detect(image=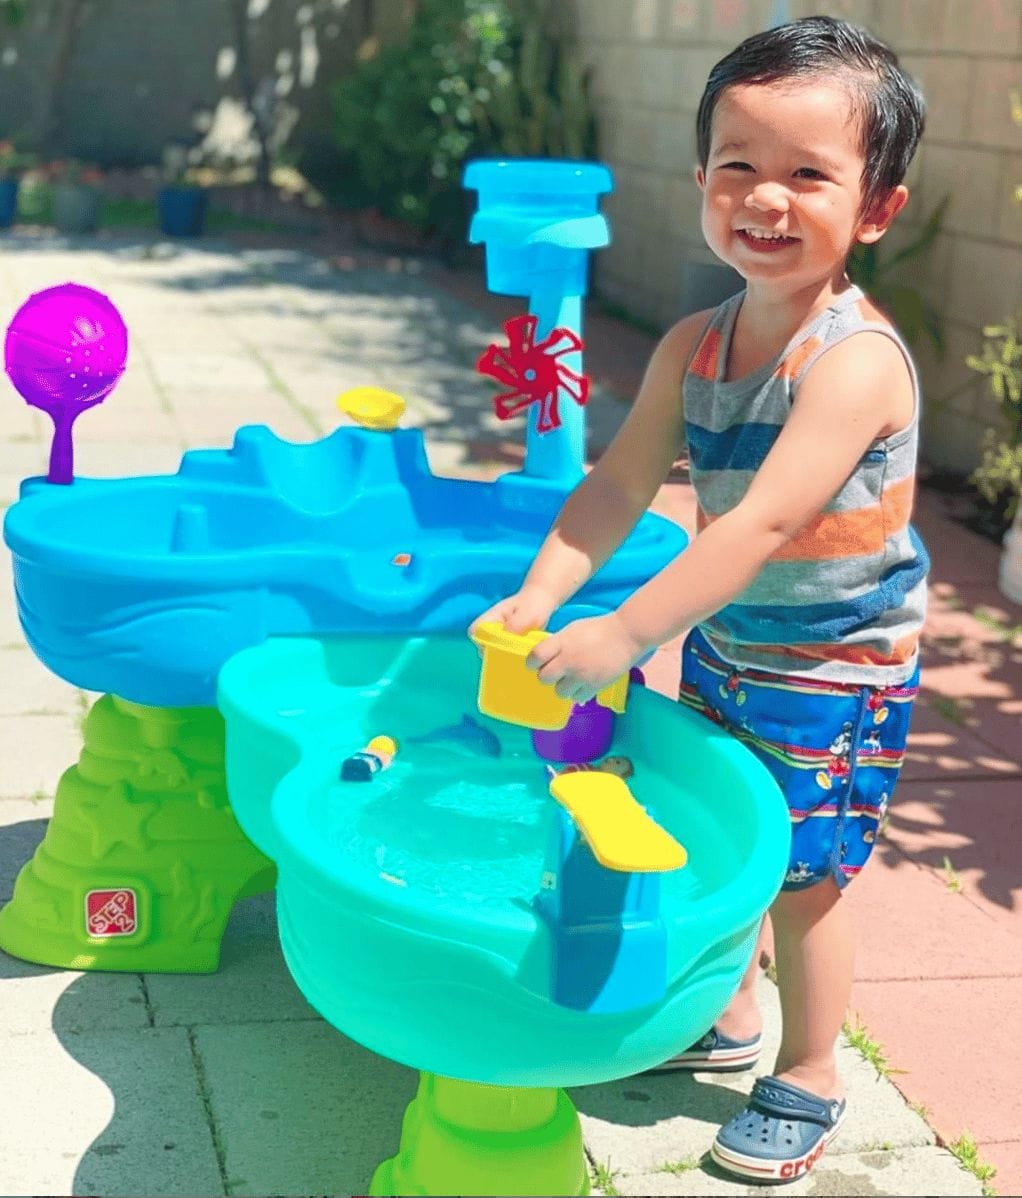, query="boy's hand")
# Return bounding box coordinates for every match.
[469,586,557,638]
[526,613,645,705]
